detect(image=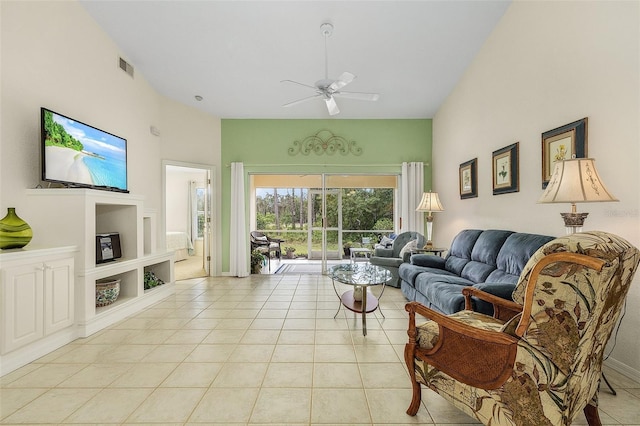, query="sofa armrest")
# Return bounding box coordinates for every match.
[374,247,394,257]
[410,254,446,269]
